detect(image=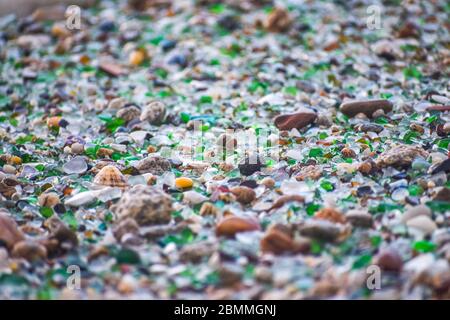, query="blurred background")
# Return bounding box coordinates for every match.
[0,0,94,17]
